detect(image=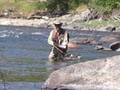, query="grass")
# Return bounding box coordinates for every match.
[0,0,15,3]
[0,0,41,15]
[75,4,88,13]
[15,1,38,14]
[69,4,87,15]
[73,20,120,28]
